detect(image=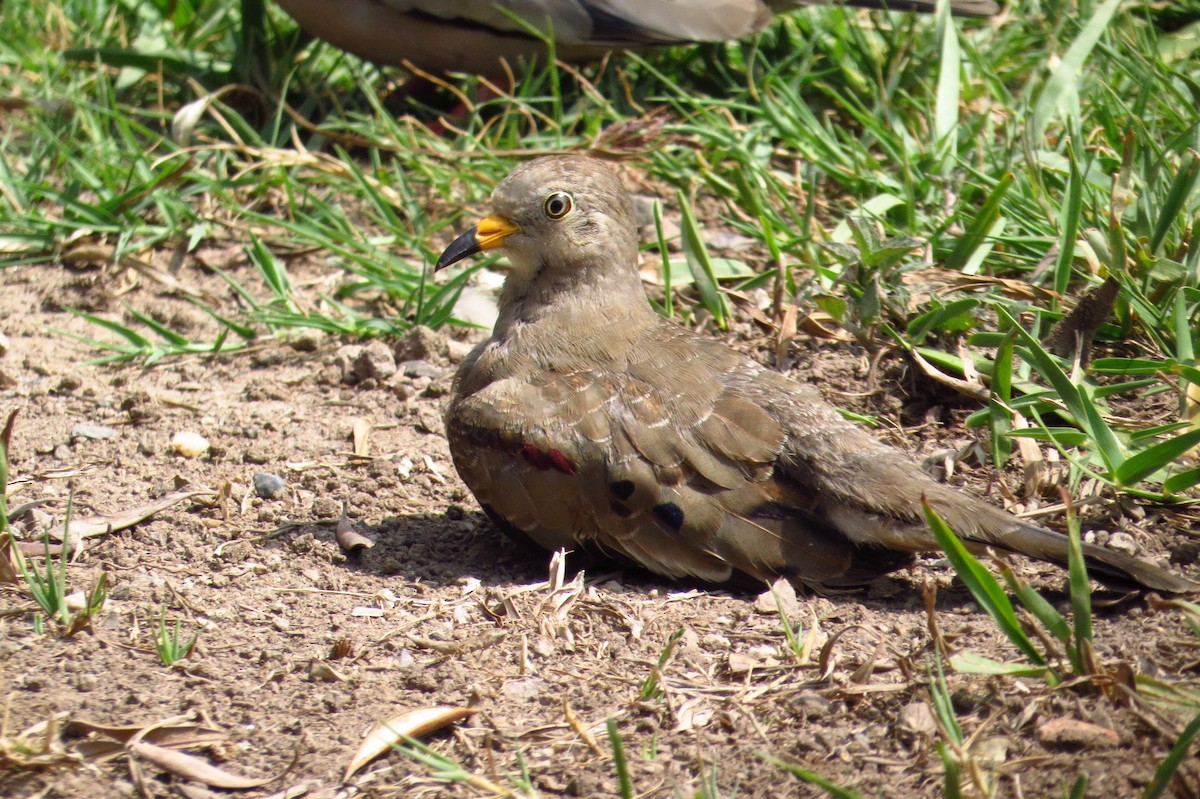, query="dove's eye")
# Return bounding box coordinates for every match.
[543,192,573,220]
